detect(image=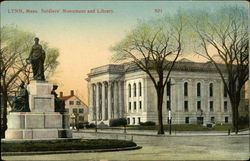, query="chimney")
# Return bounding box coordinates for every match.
[60,92,63,98]
[70,90,74,96]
